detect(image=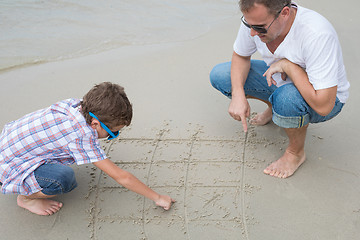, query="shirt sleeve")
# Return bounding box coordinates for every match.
[303,33,342,90]
[67,134,107,165]
[233,23,257,57]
